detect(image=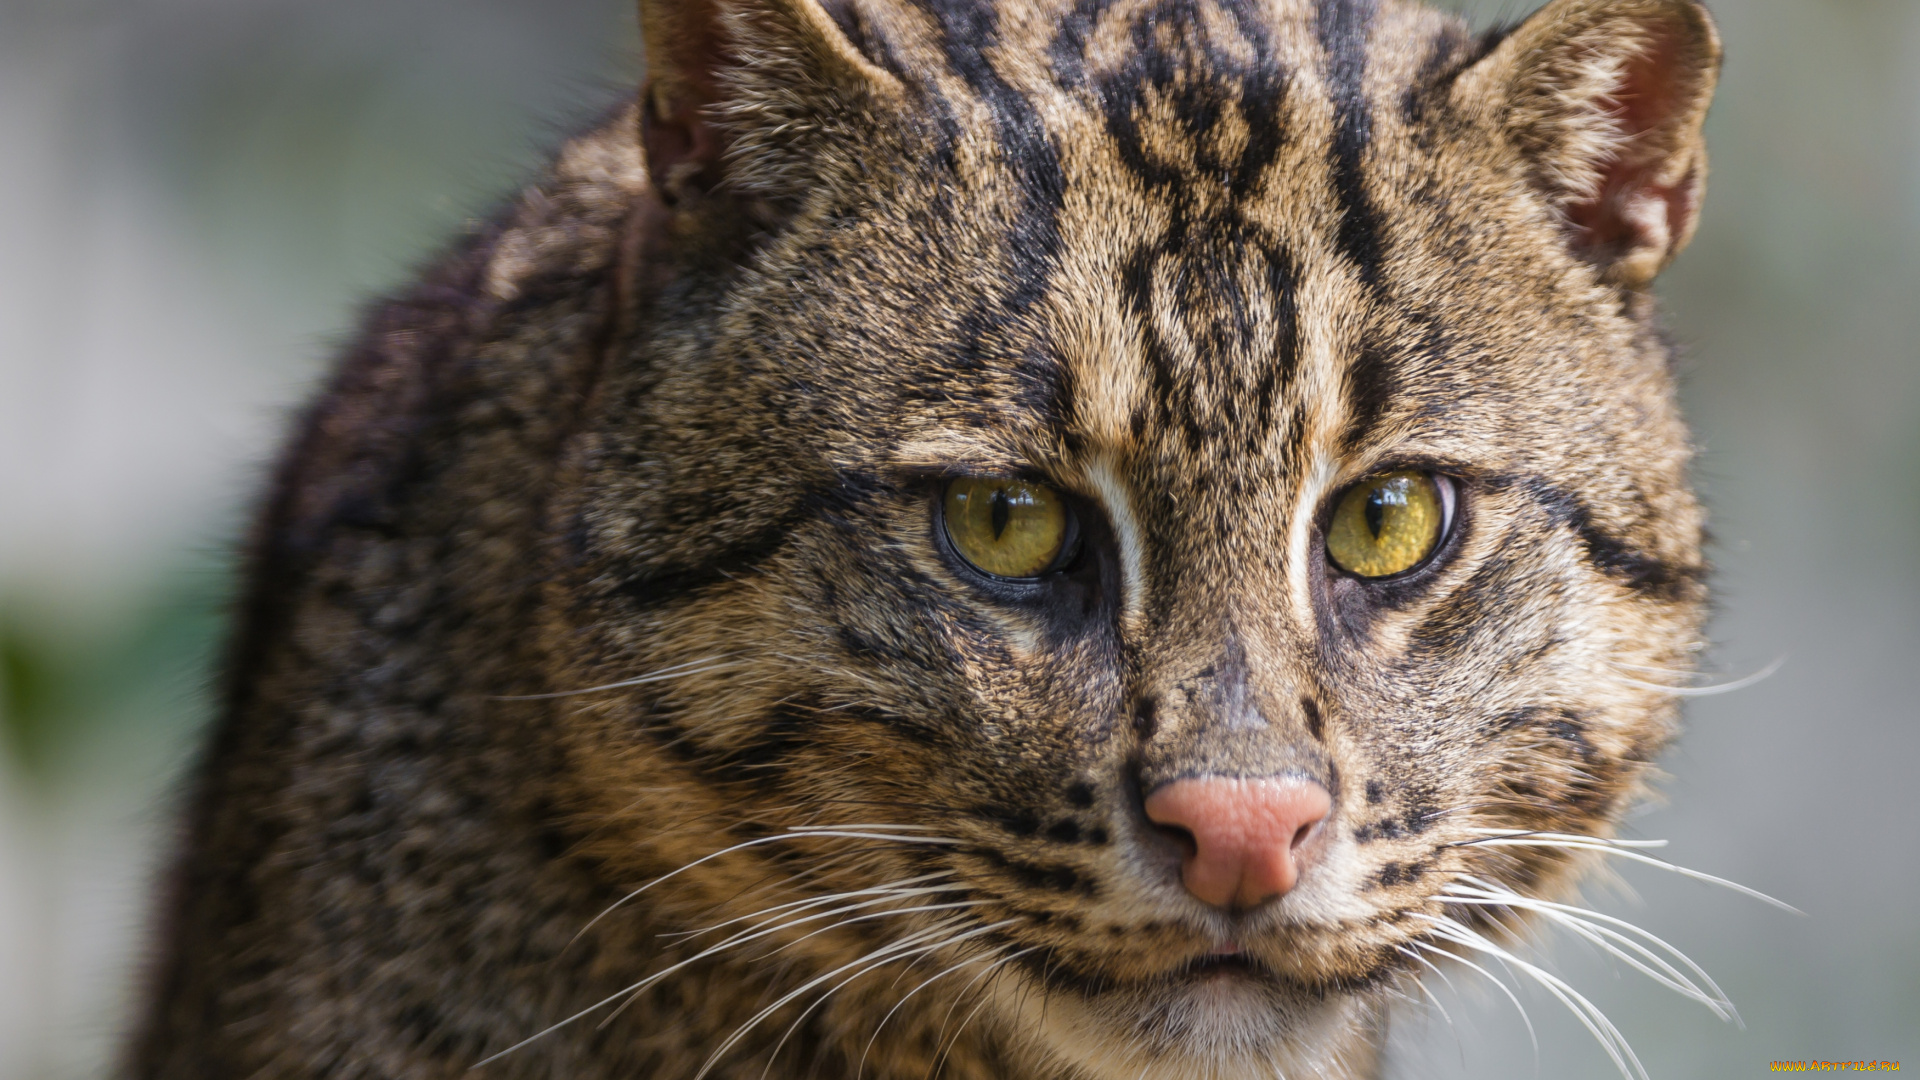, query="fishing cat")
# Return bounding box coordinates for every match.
[133,0,1724,1076]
